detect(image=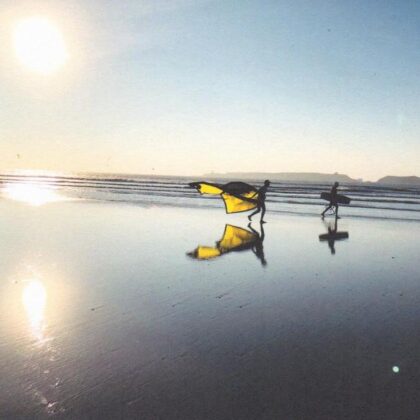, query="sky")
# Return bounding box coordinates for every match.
[0,0,419,181]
